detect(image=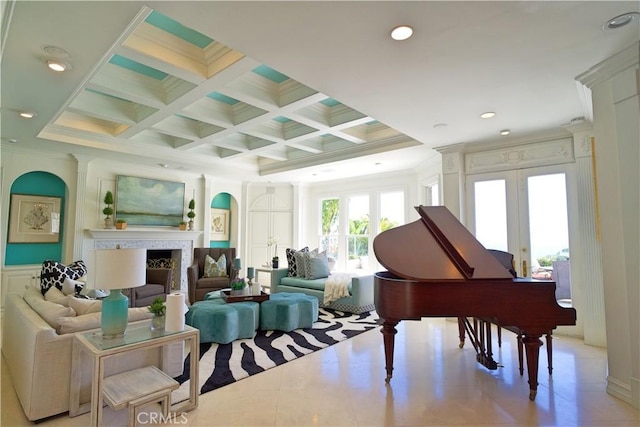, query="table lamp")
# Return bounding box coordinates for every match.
[89,247,146,338]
